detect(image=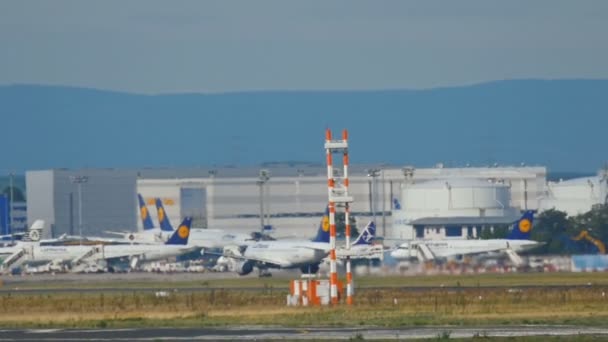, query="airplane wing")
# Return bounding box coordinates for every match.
[254,246,329,268]
[206,249,284,268]
[105,231,128,236]
[209,246,316,269]
[337,245,385,259]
